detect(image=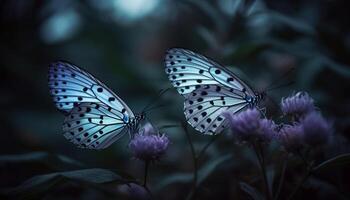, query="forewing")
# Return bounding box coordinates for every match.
[165,48,255,96]
[48,61,135,119]
[63,102,128,149]
[184,85,249,135]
